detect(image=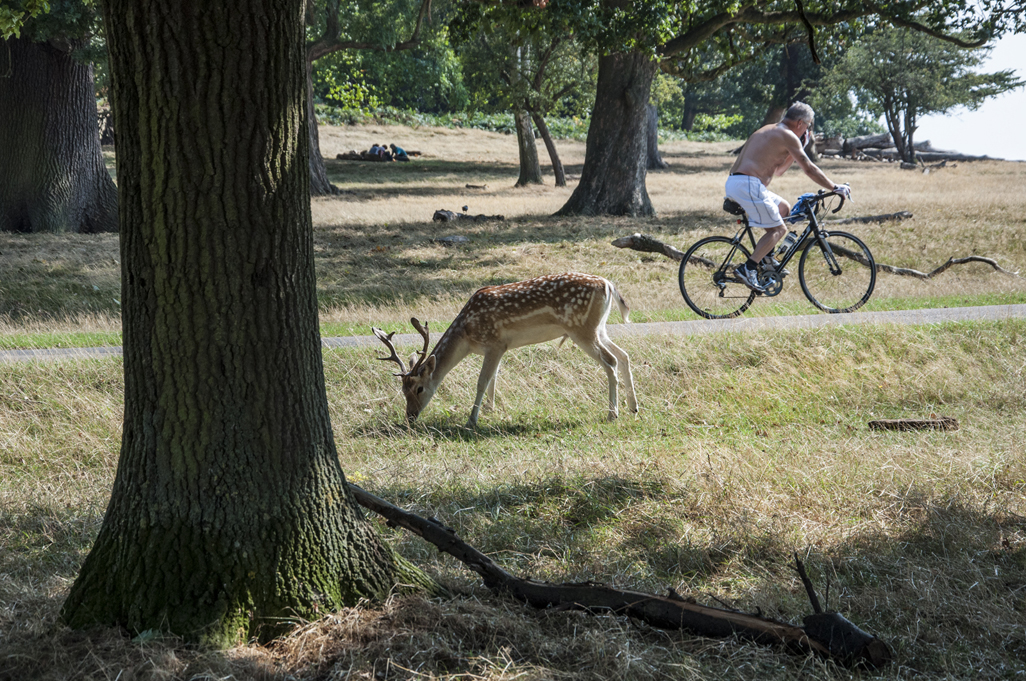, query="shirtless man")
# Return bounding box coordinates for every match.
[726,102,851,292]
